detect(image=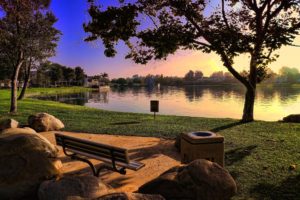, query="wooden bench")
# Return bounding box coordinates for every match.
[55,133,145,177]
